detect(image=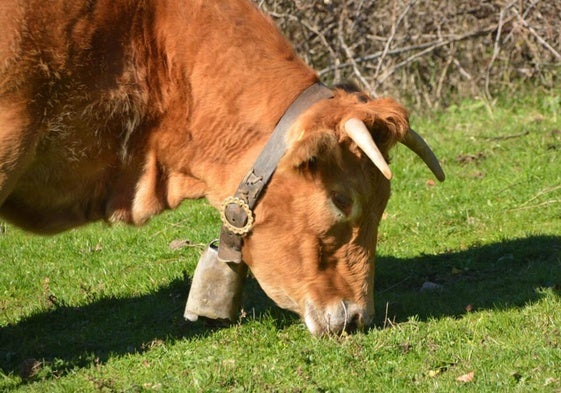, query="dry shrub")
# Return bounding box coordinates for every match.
[254,0,561,110]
